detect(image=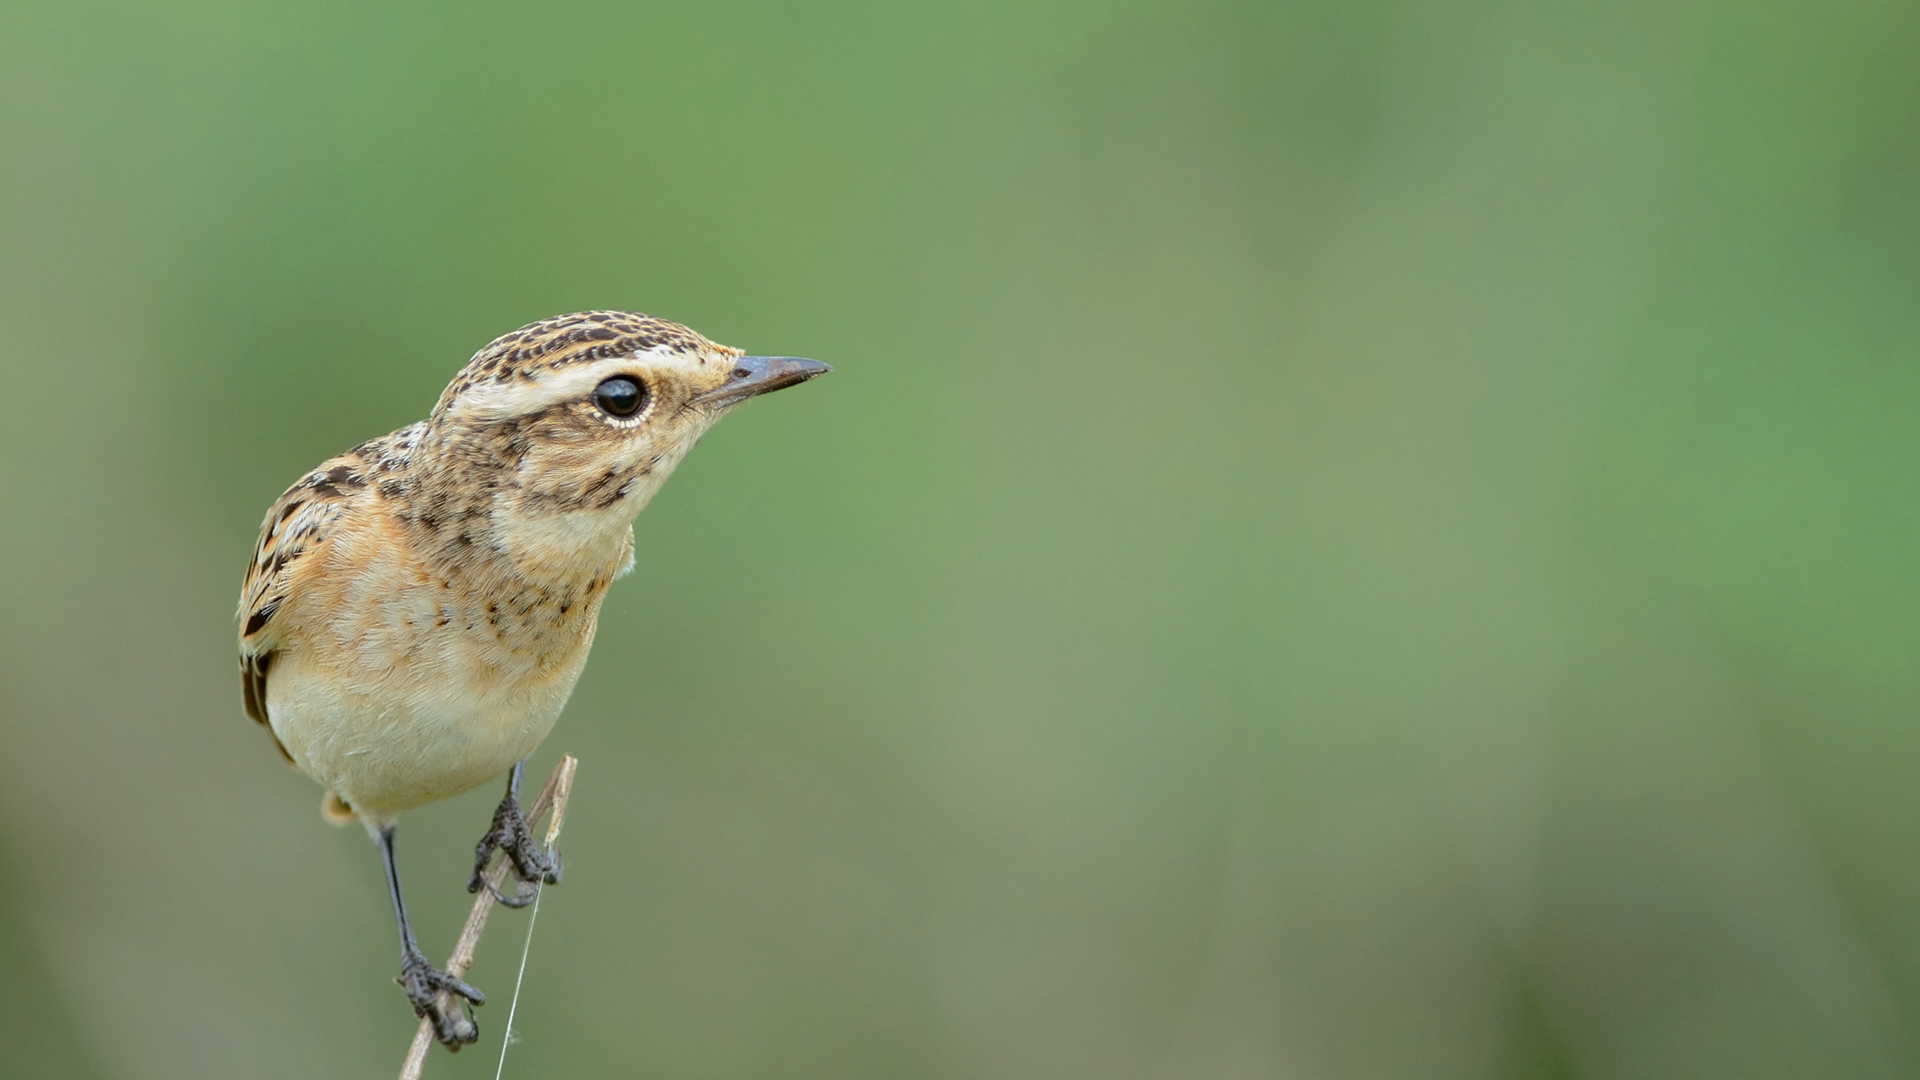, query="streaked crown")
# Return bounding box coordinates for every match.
[434,310,739,418]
